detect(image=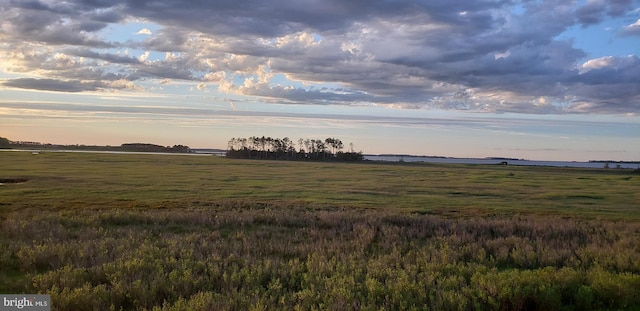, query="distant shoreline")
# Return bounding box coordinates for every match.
[365,154,640,165]
[3,148,638,169]
[364,154,640,169]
